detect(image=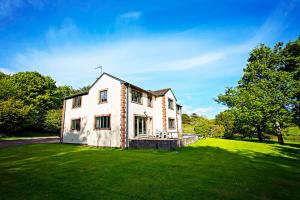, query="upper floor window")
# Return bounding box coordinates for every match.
[168,98,174,110]
[72,96,82,108]
[99,90,108,103]
[176,105,182,113]
[71,119,81,131]
[147,95,153,107]
[132,89,142,104]
[168,118,175,129]
[95,115,111,129]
